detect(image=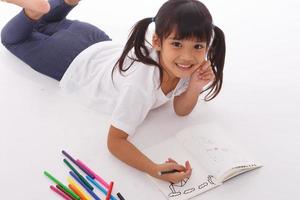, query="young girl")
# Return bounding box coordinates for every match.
[1,0,225,183]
